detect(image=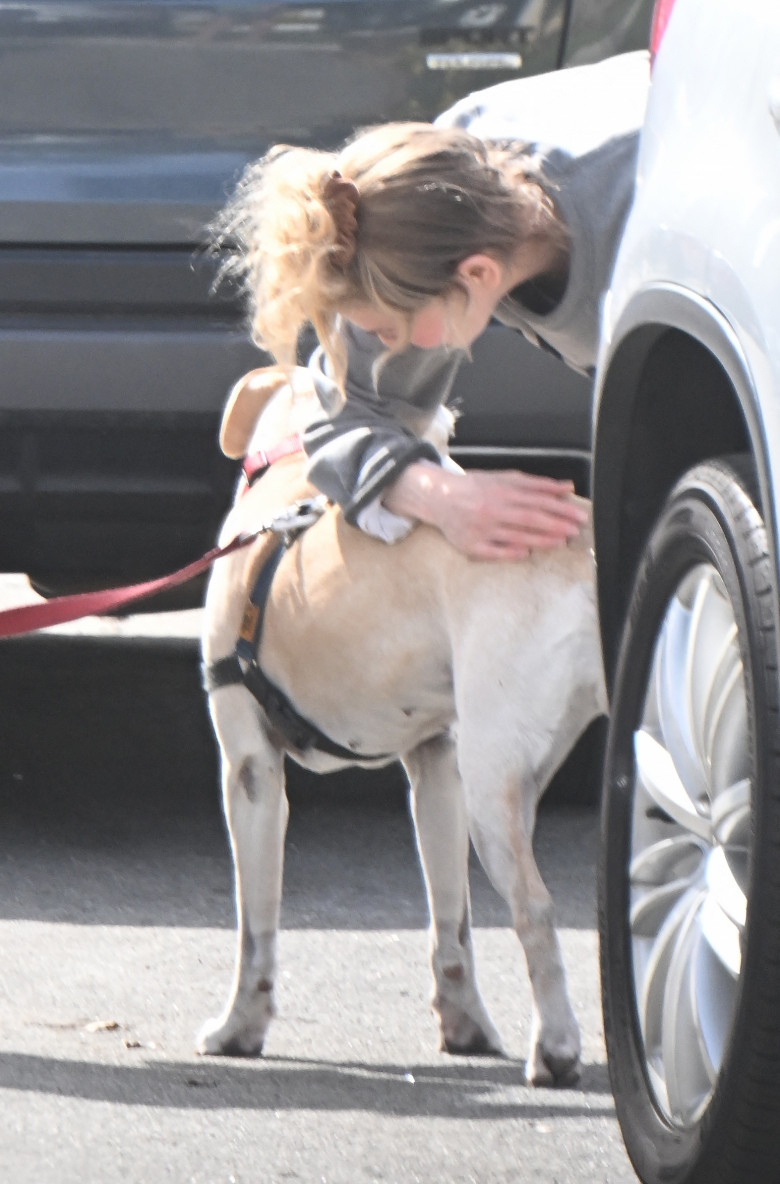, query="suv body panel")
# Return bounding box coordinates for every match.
[593,0,780,681]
